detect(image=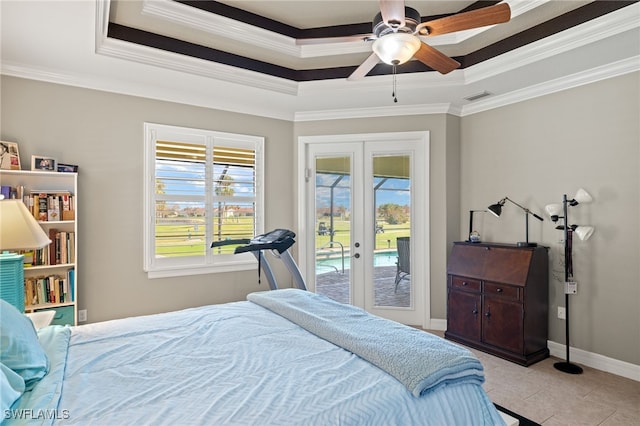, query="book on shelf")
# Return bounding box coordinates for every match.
[24,273,72,306]
[49,228,57,265]
[22,230,75,267]
[0,185,10,199]
[4,188,77,221]
[37,193,48,221]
